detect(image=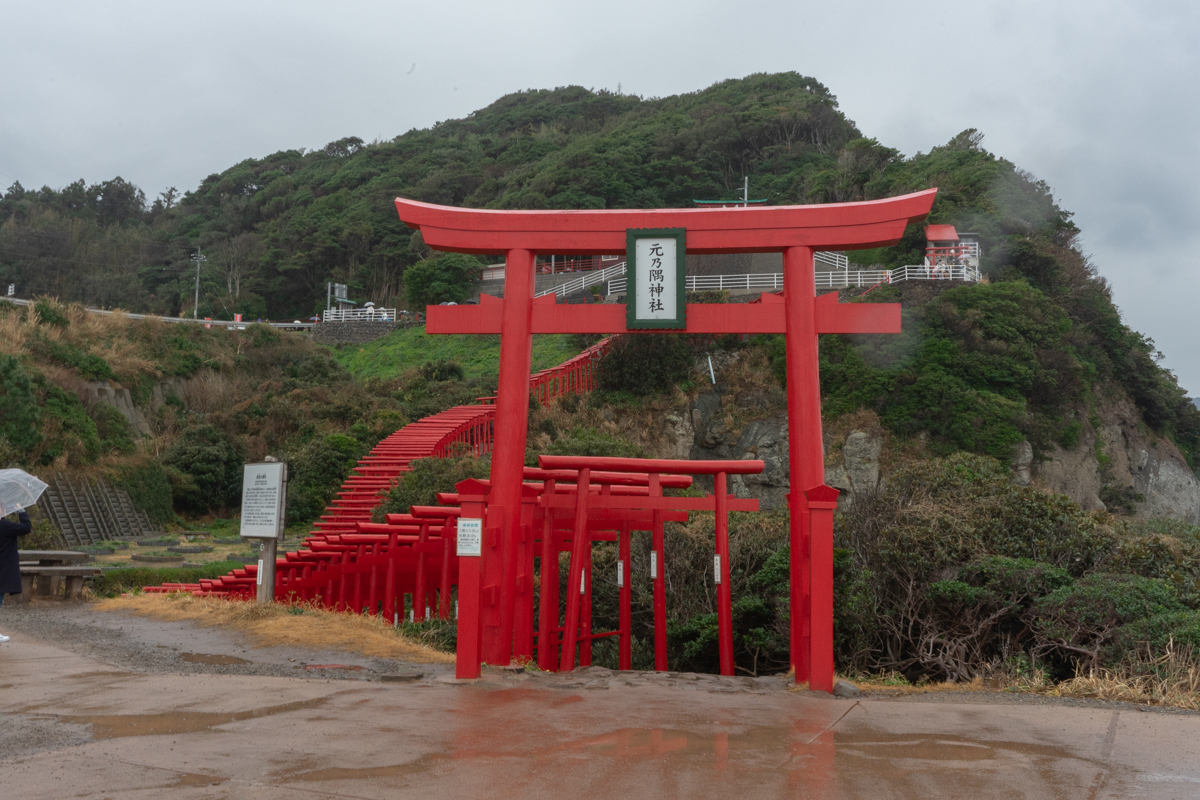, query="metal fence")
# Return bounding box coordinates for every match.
[322,307,399,322]
[607,264,982,294]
